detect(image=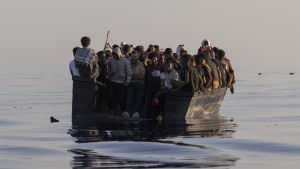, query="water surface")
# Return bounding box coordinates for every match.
[0,70,299,168]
